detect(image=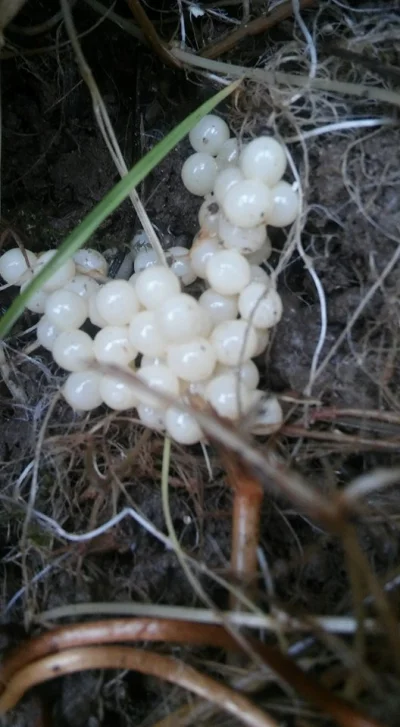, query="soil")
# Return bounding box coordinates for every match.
[1,1,400,726]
